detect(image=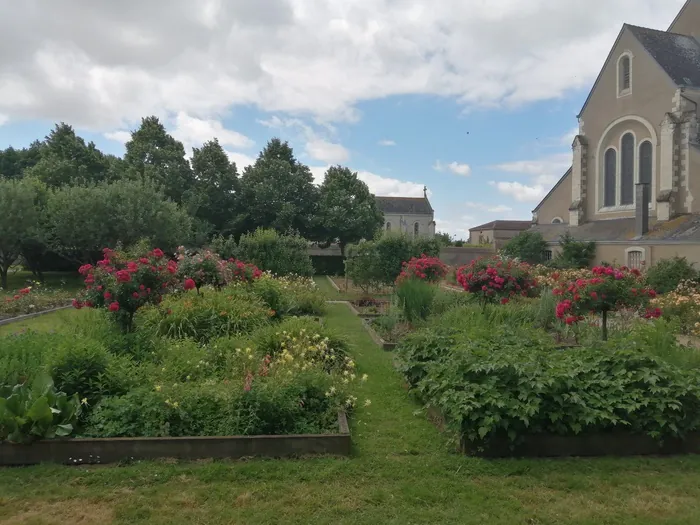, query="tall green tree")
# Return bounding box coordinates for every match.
[24,124,112,187]
[317,166,383,256]
[235,138,318,237]
[0,178,41,288]
[45,179,192,264]
[0,142,44,180]
[190,138,239,236]
[123,116,193,203]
